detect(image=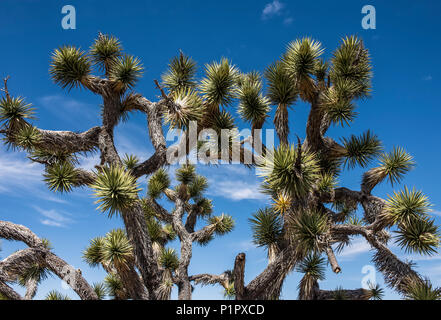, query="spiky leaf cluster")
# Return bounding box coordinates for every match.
[209,214,235,235]
[109,55,143,91]
[43,161,79,193]
[91,165,141,217]
[395,217,440,255]
[49,46,91,90]
[200,58,239,106]
[363,147,415,191]
[175,164,196,185]
[122,154,139,171]
[89,33,122,72]
[0,96,35,131]
[104,273,125,299]
[237,75,270,127]
[102,229,133,269]
[159,248,179,271]
[341,130,382,169]
[165,88,204,129]
[147,168,170,199]
[405,279,441,300]
[14,125,40,150]
[287,210,329,253]
[282,38,323,102]
[258,144,321,199]
[249,208,283,247]
[45,290,71,300]
[92,282,107,300]
[265,61,298,106]
[162,51,197,92]
[330,36,372,99]
[385,187,431,225]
